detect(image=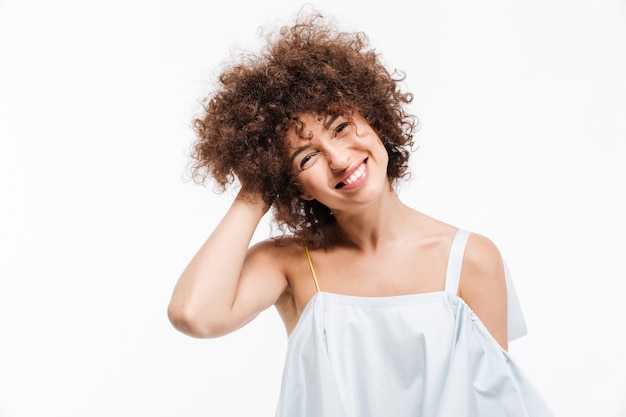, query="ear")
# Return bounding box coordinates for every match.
[293,181,314,201]
[300,192,315,201]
